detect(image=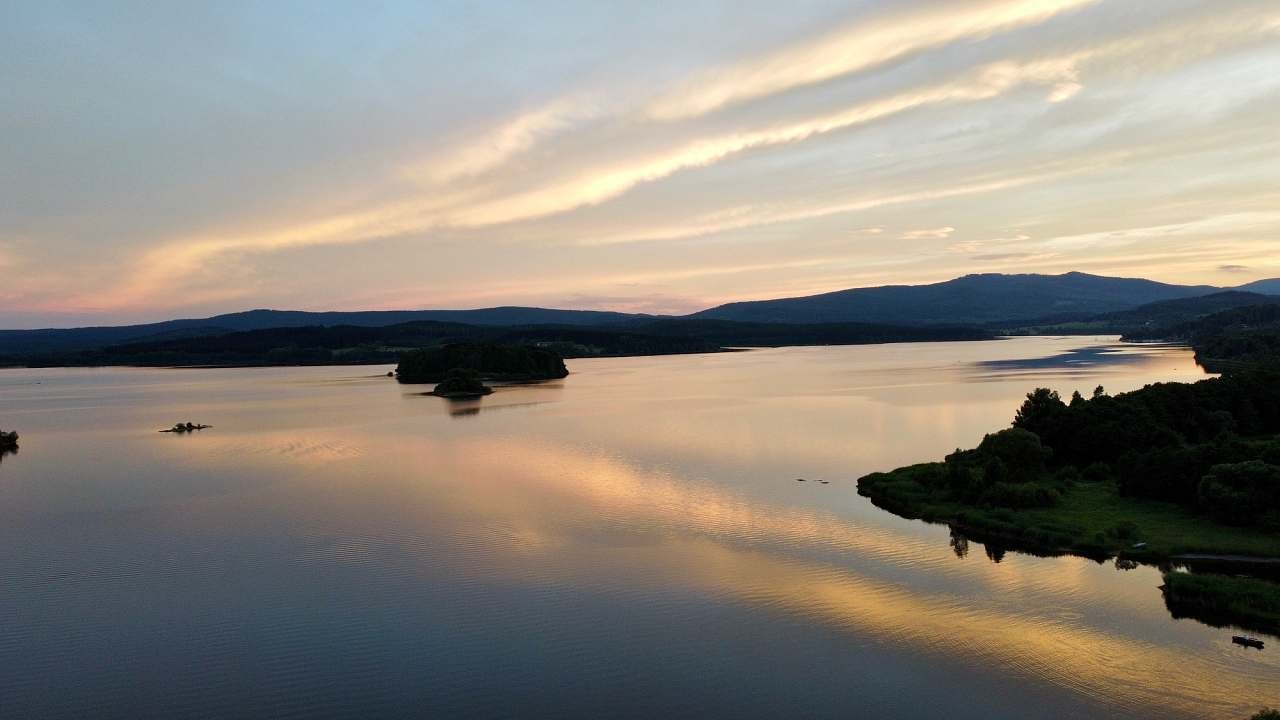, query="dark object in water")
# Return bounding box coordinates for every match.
[0,429,17,451]
[1232,635,1265,650]
[160,422,211,433]
[795,478,806,482]
[430,368,493,399]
